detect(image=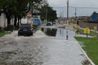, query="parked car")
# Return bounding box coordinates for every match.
[32,18,42,30]
[18,24,33,36]
[46,22,53,26]
[32,18,42,26]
